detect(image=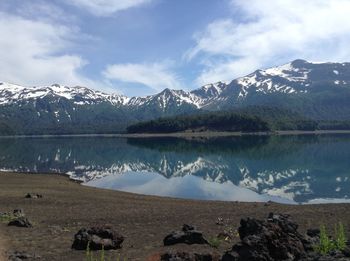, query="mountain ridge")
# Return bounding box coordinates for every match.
[1,59,350,134]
